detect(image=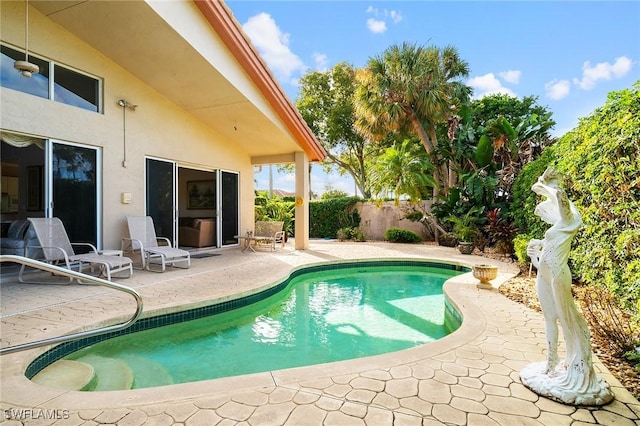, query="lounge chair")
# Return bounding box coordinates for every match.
[19,218,133,284]
[253,221,285,251]
[122,216,190,272]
